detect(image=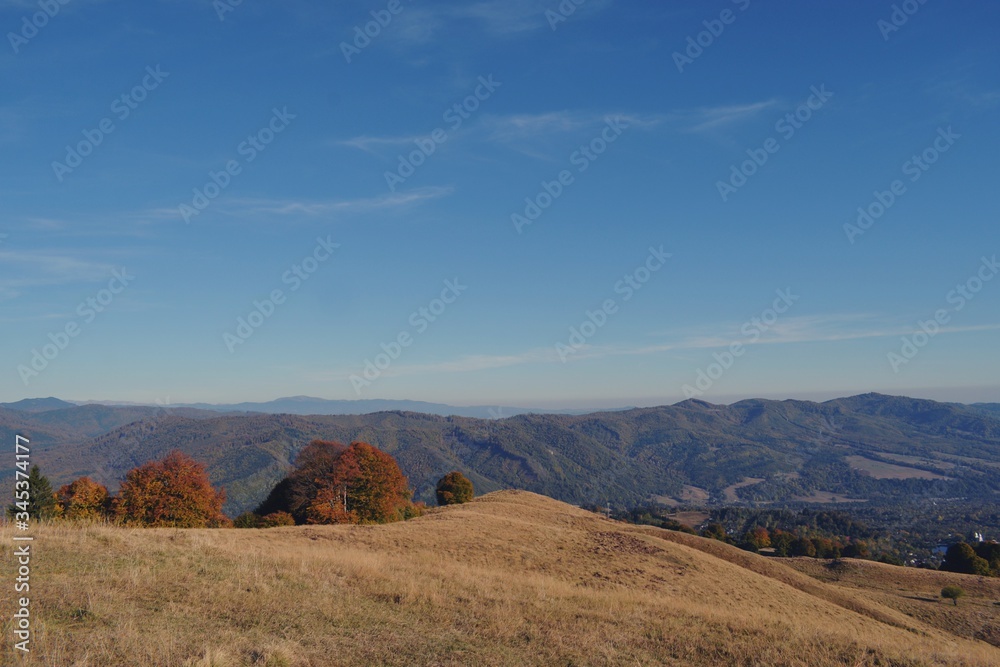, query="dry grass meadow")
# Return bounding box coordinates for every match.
[2,490,999,666]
